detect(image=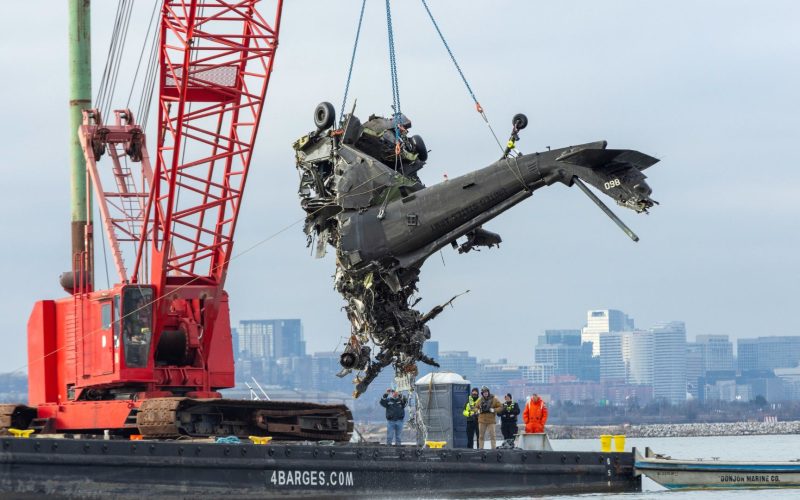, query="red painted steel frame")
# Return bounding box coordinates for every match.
[137,0,283,293]
[27,1,283,434]
[80,109,153,284]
